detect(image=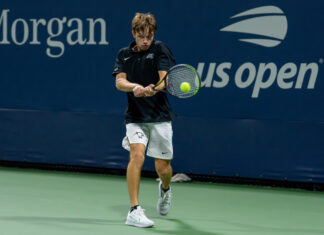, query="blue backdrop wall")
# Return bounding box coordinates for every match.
[1,0,324,183]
